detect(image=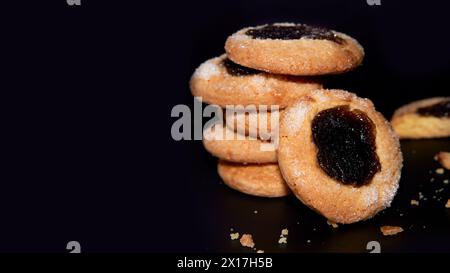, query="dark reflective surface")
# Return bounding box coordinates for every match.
[194,138,450,253]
